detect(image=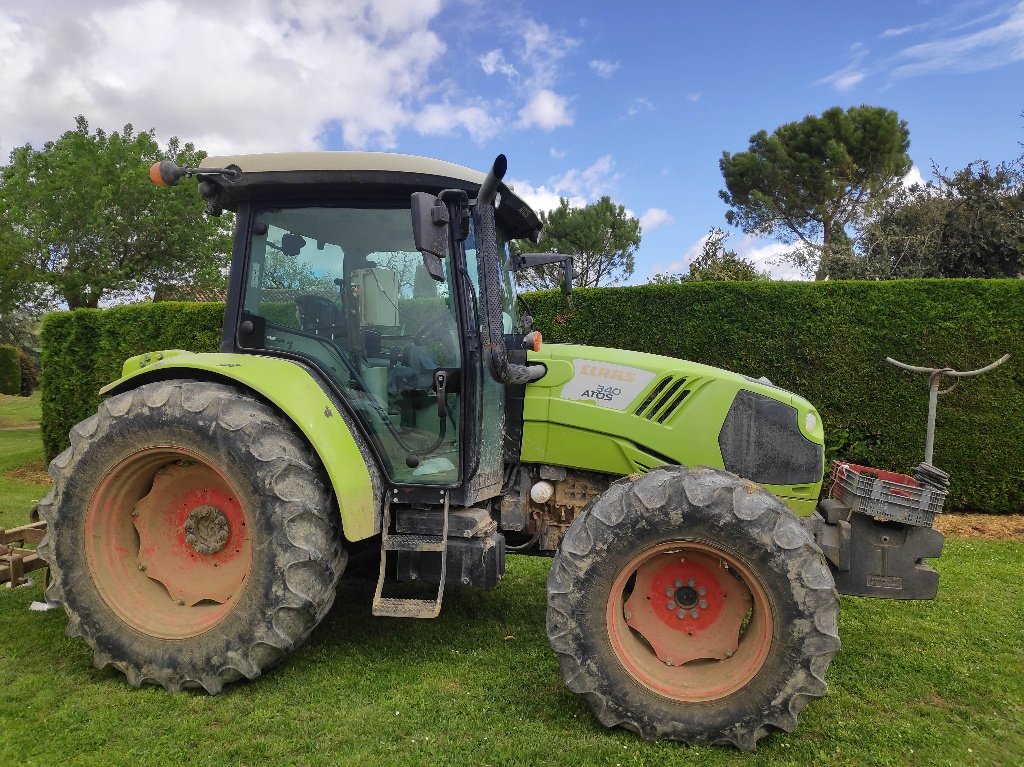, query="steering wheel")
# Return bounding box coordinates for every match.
[413,310,456,349]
